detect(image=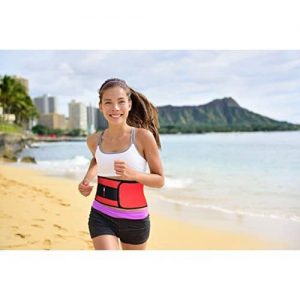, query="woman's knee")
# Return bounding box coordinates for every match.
[121,241,147,250]
[92,235,120,250]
